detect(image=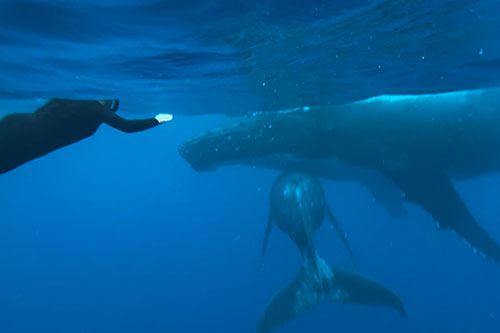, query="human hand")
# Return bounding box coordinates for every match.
[155,113,173,124]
